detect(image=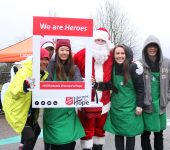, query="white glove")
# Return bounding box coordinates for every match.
[134,61,143,75]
